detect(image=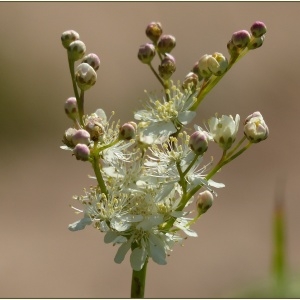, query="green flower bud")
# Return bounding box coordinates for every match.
[189,130,209,155]
[138,43,156,64]
[158,53,176,80]
[247,36,265,50]
[250,21,267,38]
[82,53,100,71]
[68,40,86,61]
[64,97,78,121]
[196,190,214,214]
[61,30,80,49]
[75,63,97,91]
[232,30,251,49]
[227,39,240,57]
[182,72,198,92]
[196,55,212,79]
[119,122,137,140]
[145,22,163,43]
[207,52,228,76]
[157,35,176,54]
[73,143,90,161]
[72,129,90,146]
[244,111,269,143]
